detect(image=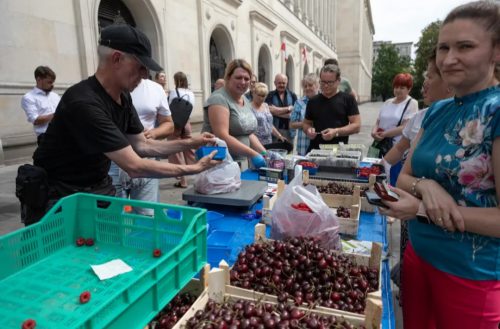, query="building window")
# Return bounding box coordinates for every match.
[210,37,227,91]
[98,0,136,31]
